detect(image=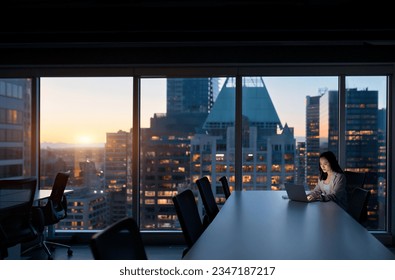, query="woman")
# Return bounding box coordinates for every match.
[307,151,348,210]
